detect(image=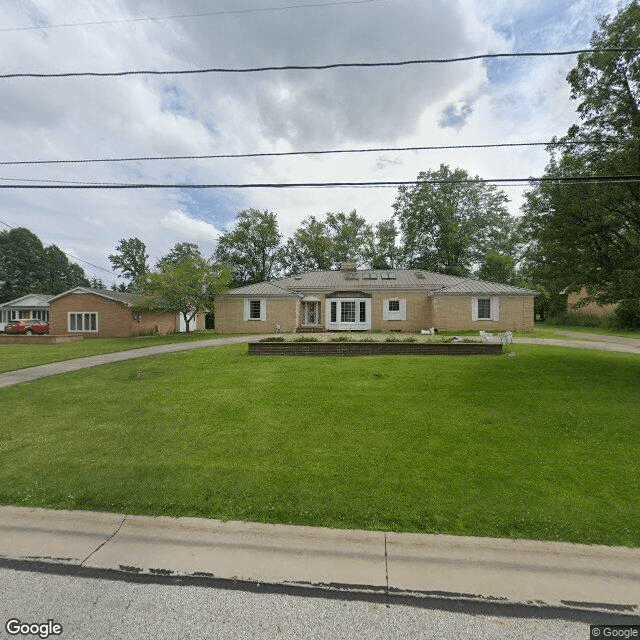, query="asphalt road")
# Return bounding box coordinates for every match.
[0,566,600,640]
